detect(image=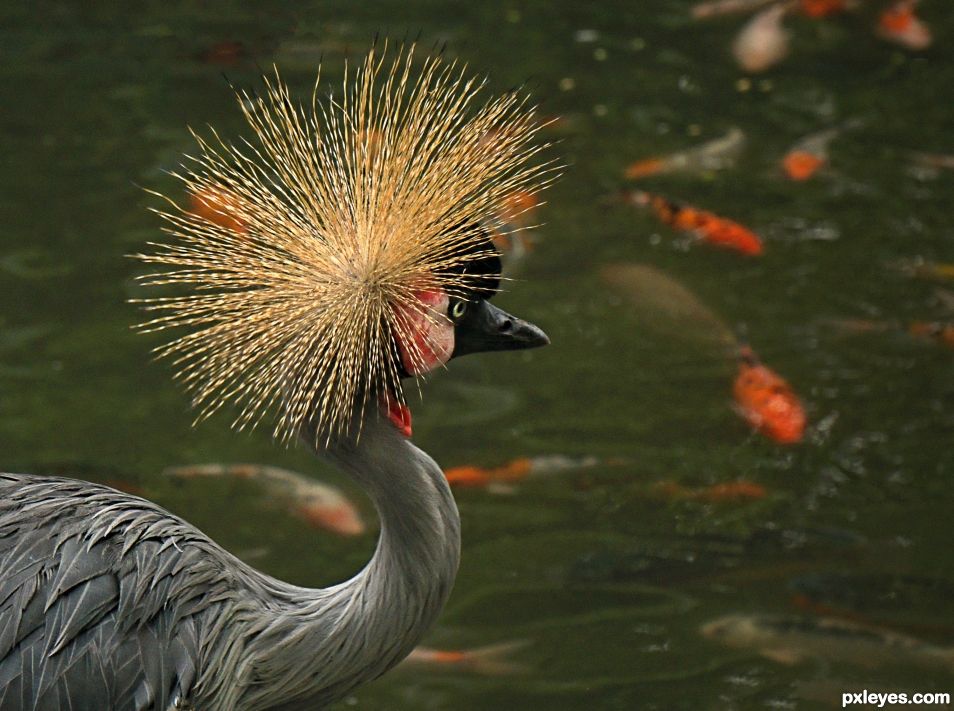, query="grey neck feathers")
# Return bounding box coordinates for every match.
[237,415,461,711]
